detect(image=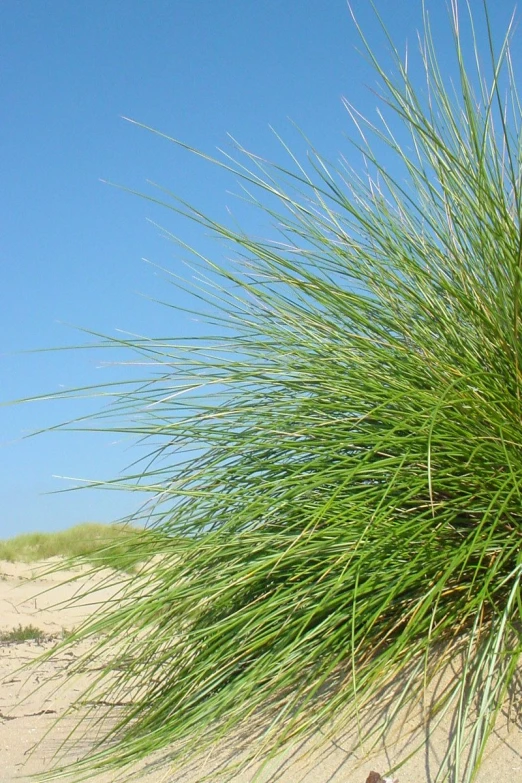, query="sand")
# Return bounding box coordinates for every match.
[1,558,521,783]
